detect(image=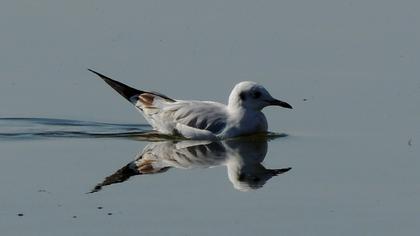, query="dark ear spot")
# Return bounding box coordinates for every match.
[239,92,246,101]
[252,91,261,99]
[253,177,261,182]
